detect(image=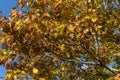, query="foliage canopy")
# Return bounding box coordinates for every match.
[0,0,120,79]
